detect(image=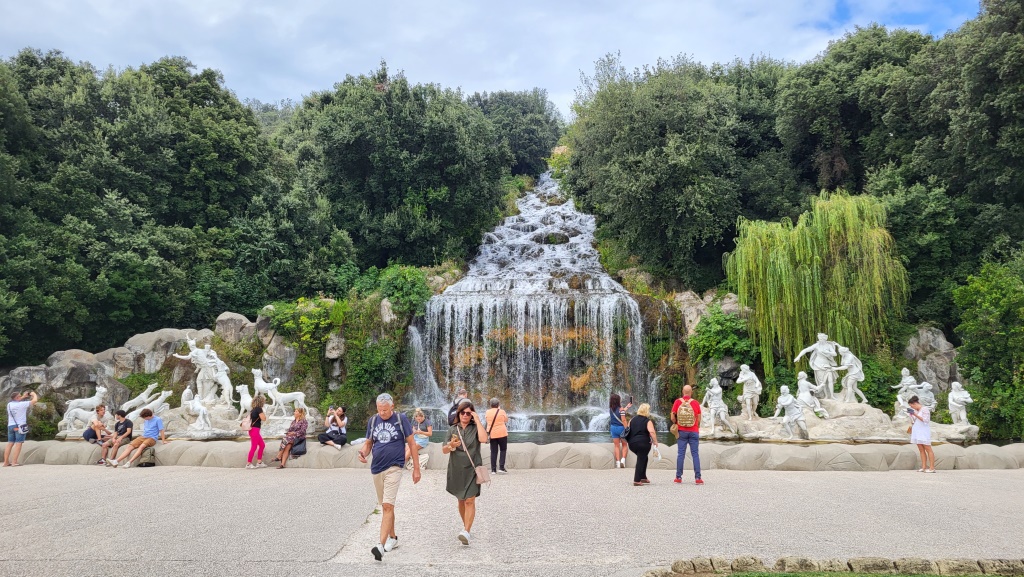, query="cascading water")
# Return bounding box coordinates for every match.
[408,174,657,431]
